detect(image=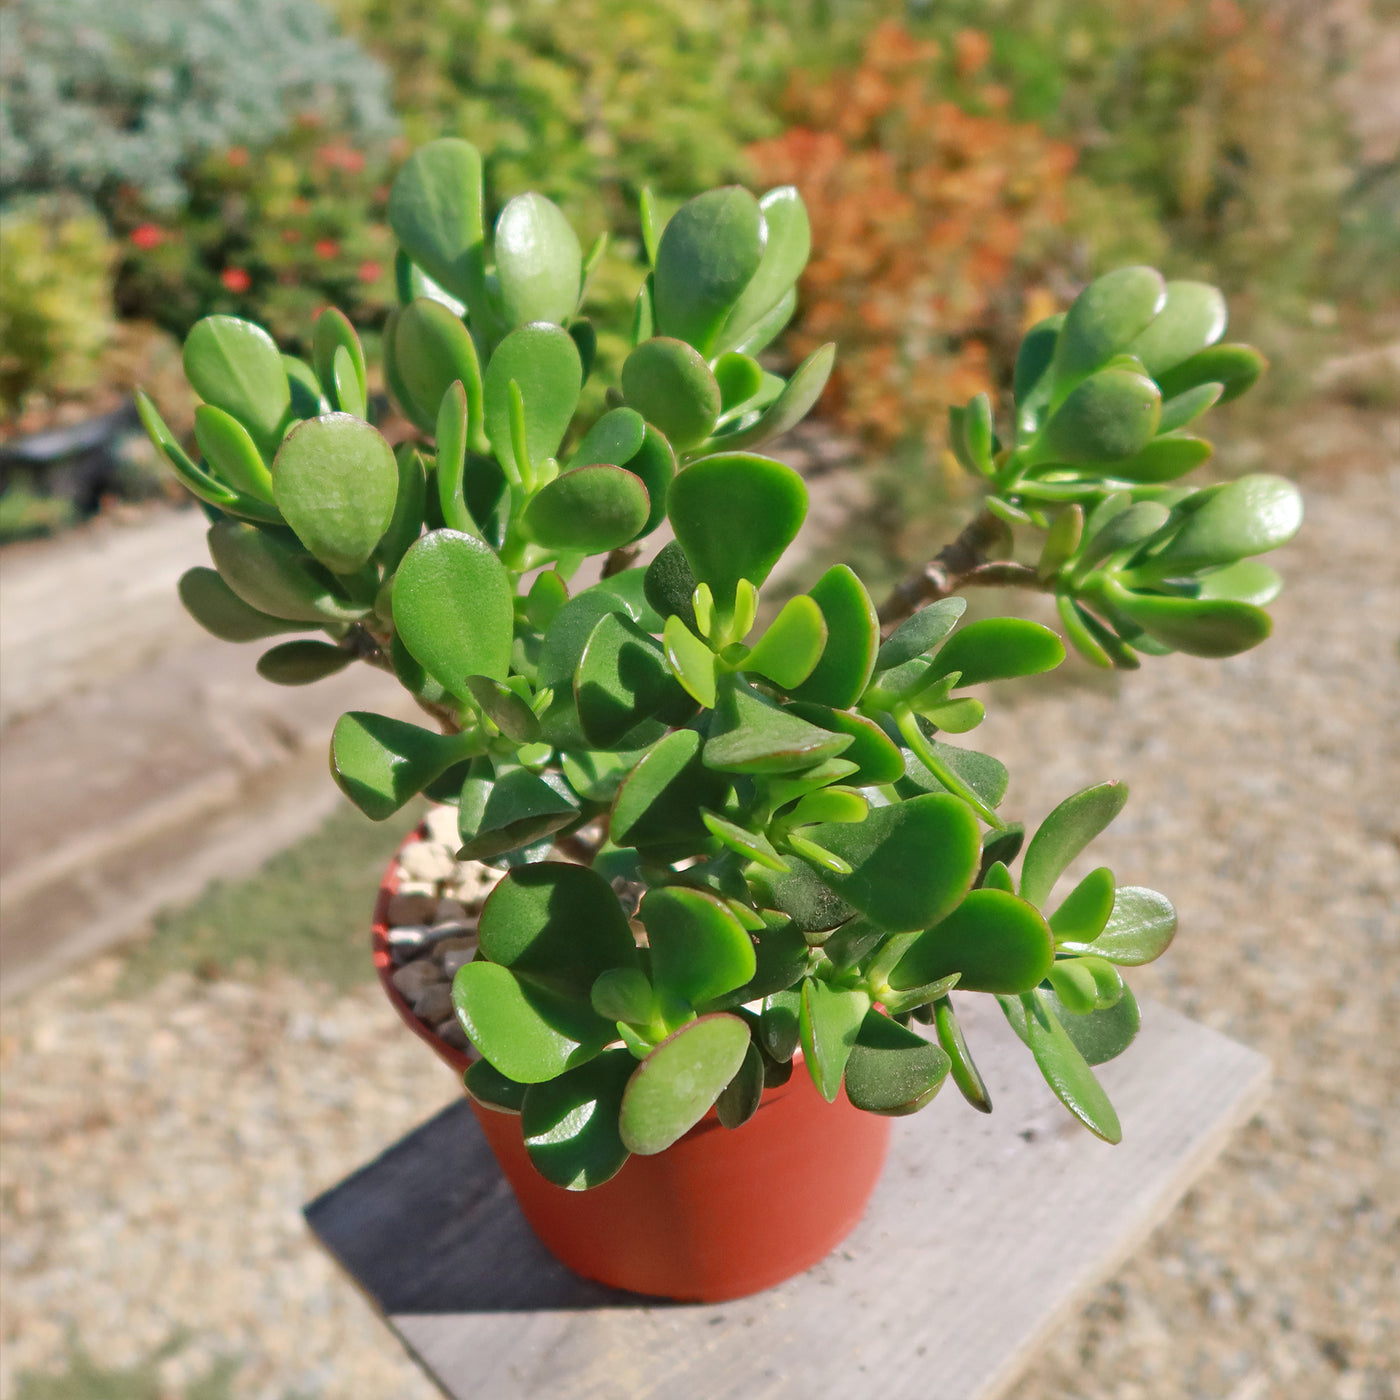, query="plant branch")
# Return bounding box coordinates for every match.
[877,506,1044,629]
